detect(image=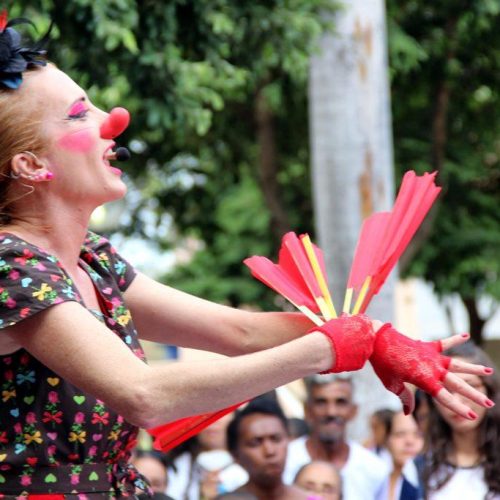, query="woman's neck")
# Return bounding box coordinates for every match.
[3,205,91,271]
[450,428,482,467]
